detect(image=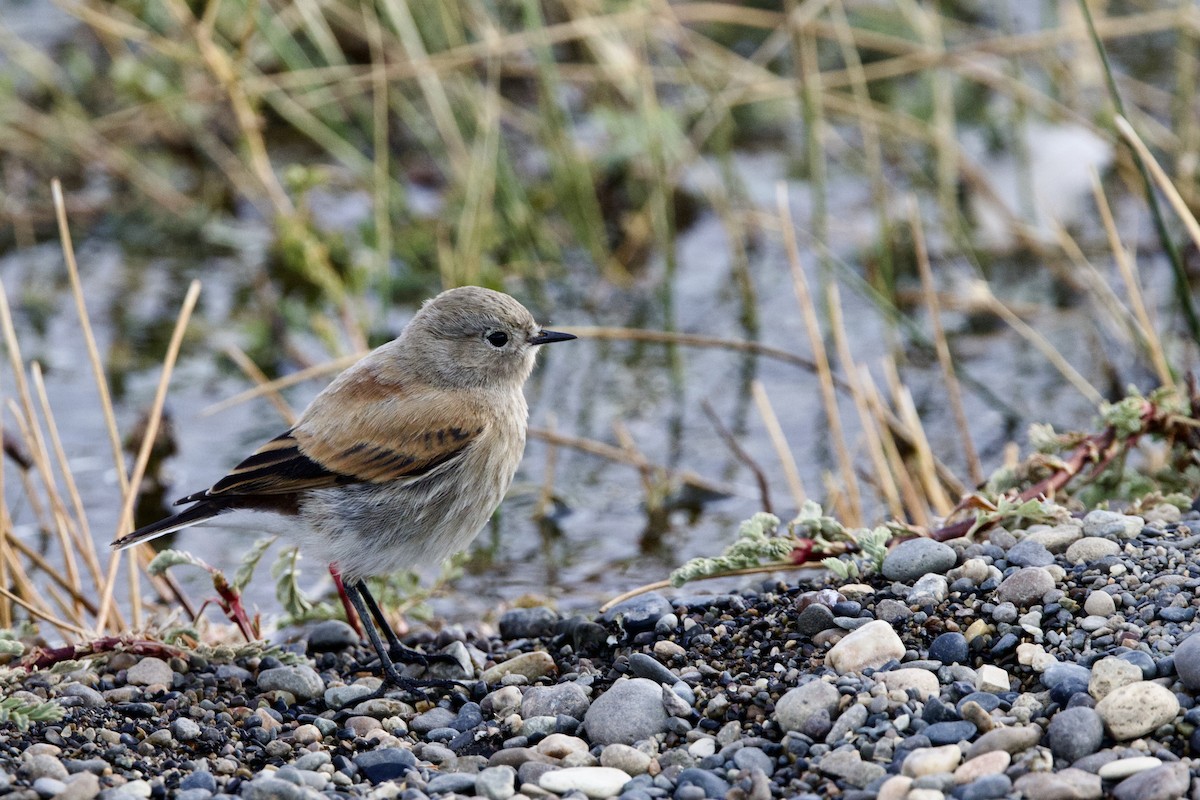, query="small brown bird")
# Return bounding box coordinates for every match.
[113,286,575,687]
